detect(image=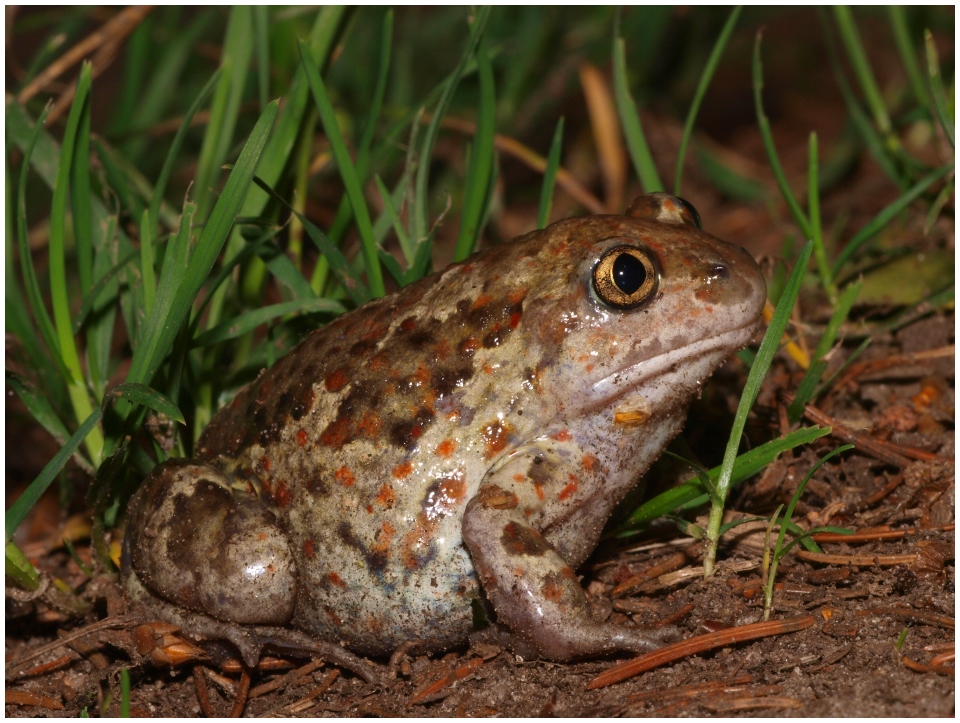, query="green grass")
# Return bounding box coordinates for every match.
[5,7,953,601]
